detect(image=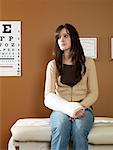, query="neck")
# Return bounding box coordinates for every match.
[63,50,72,65]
